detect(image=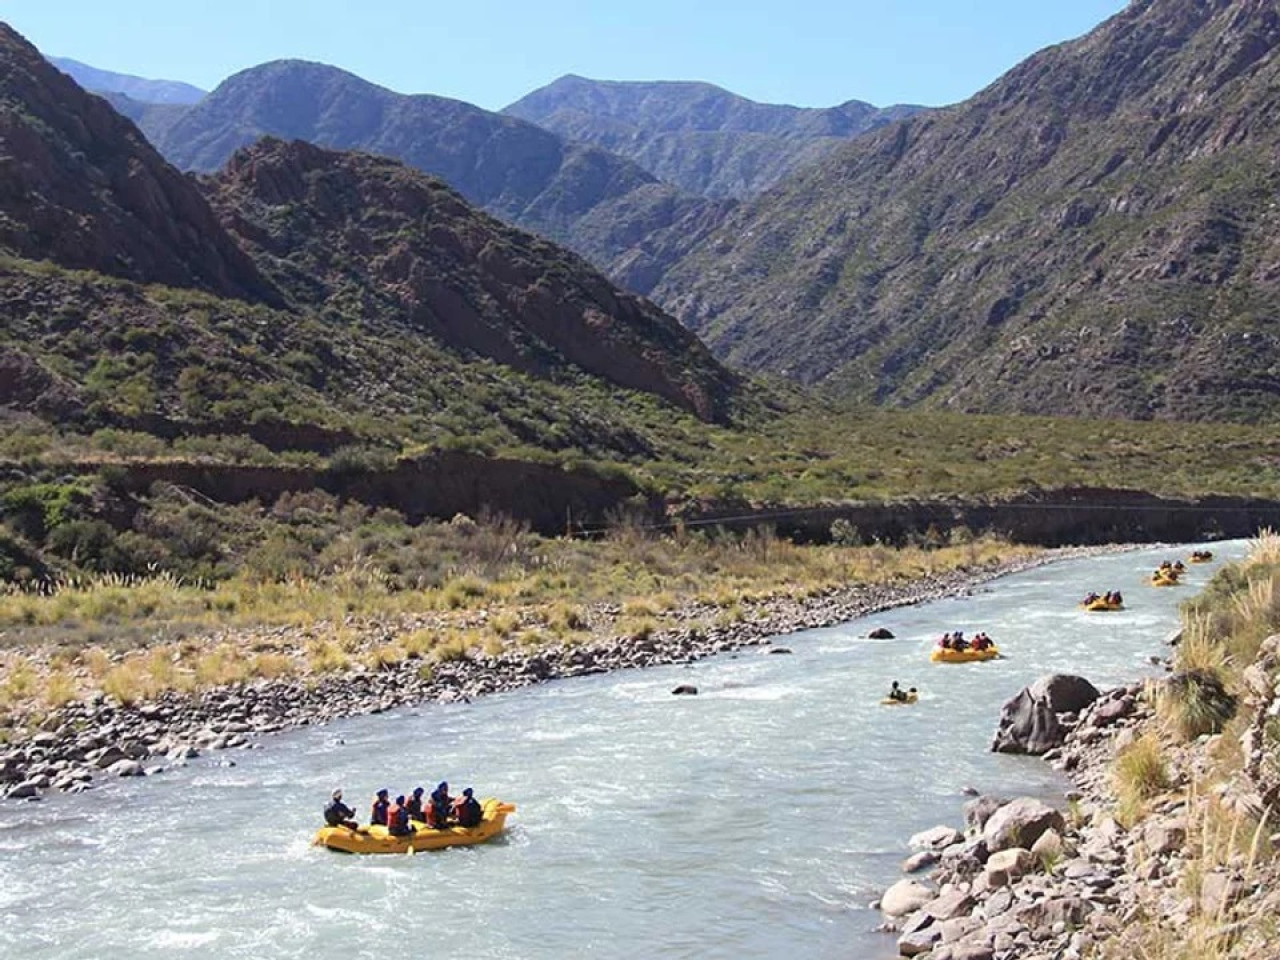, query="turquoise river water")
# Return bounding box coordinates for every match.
[0,540,1247,959]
